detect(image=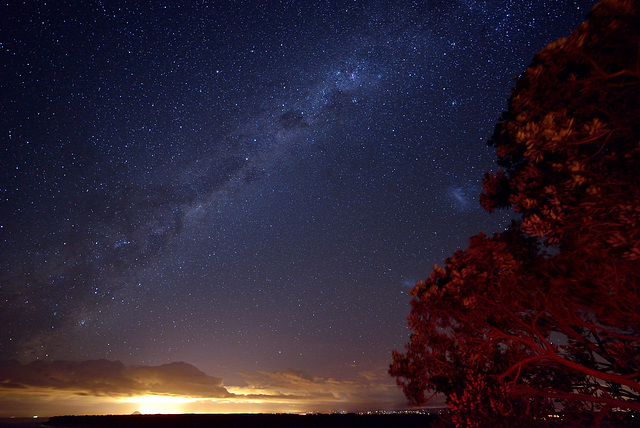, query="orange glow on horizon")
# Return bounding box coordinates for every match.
[119,394,199,414]
[0,363,413,417]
